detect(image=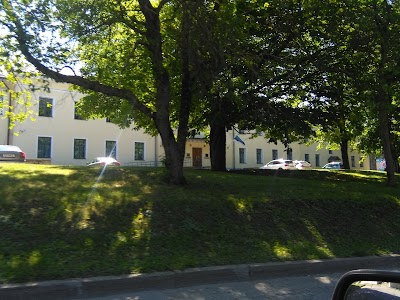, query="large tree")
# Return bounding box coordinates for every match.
[0,0,232,184]
[200,0,317,171]
[320,0,400,185]
[277,0,400,182]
